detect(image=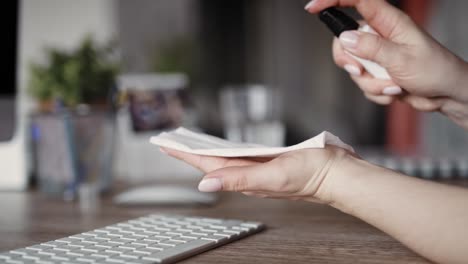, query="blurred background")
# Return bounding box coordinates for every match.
[3,0,468,201]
